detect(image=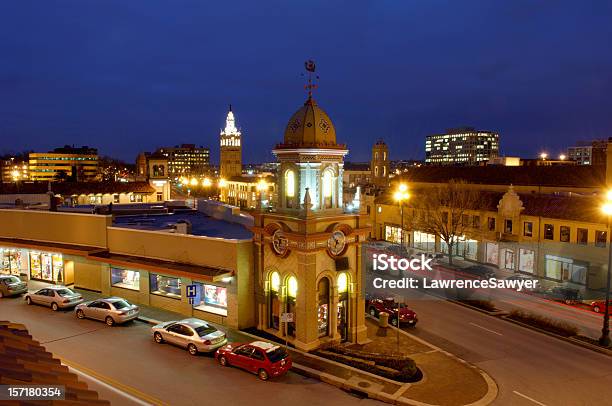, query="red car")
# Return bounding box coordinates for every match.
[215,341,292,381]
[366,297,418,327]
[590,300,612,314]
